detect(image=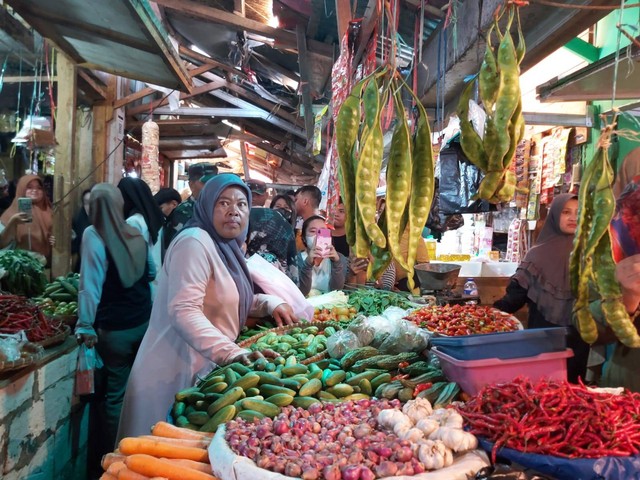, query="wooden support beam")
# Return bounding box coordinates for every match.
[296,24,315,145]
[78,70,107,100]
[151,106,264,118]
[127,118,212,129]
[353,0,379,68]
[335,0,352,43]
[52,52,77,278]
[165,151,227,160]
[114,87,158,110]
[234,0,245,16]
[228,132,317,174]
[179,45,248,78]
[0,6,34,52]
[153,0,334,58]
[188,63,219,77]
